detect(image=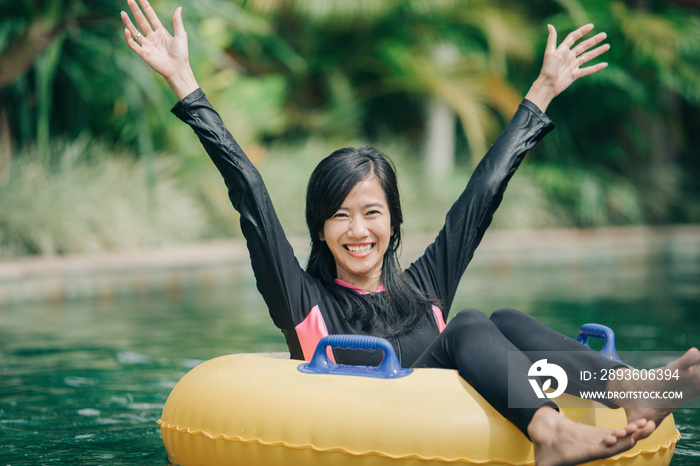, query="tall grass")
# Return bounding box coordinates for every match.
[0,136,681,259]
[0,138,207,258]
